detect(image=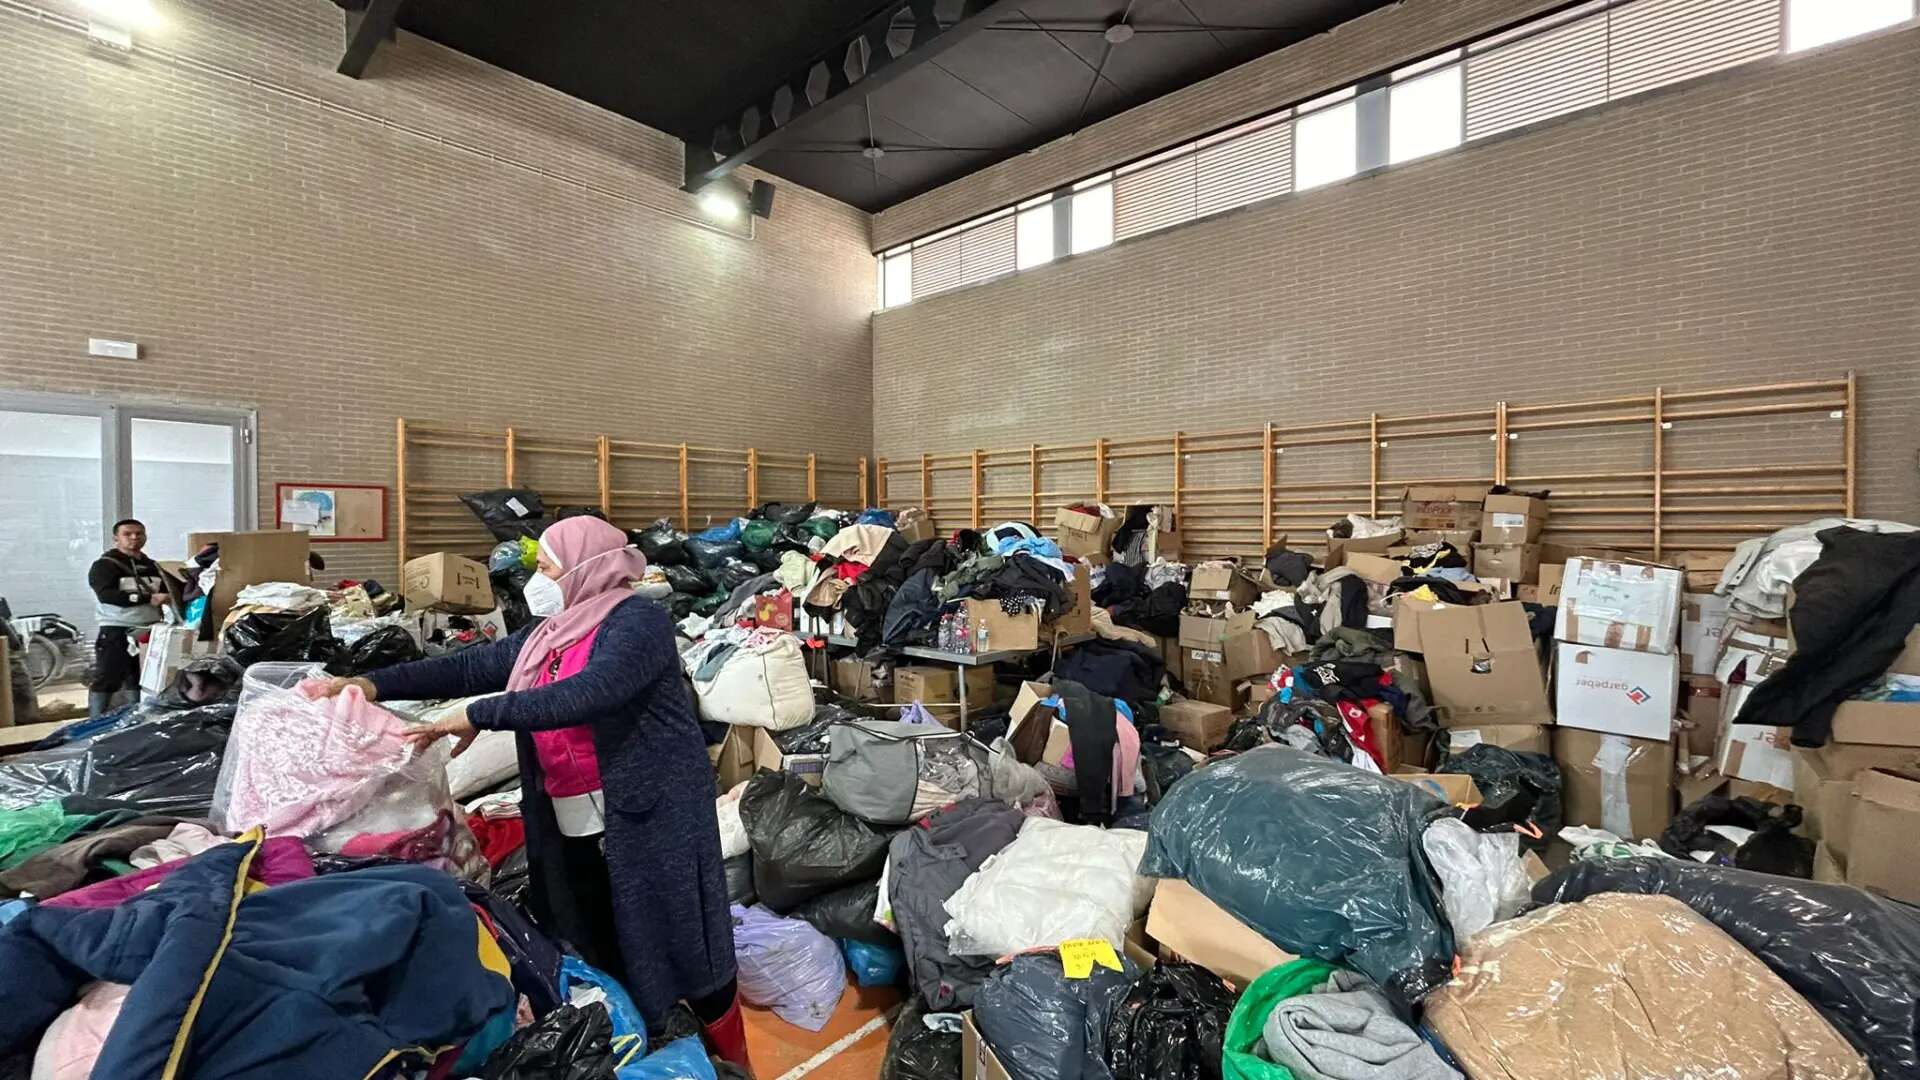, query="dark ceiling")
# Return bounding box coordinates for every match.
[377,0,1395,212]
